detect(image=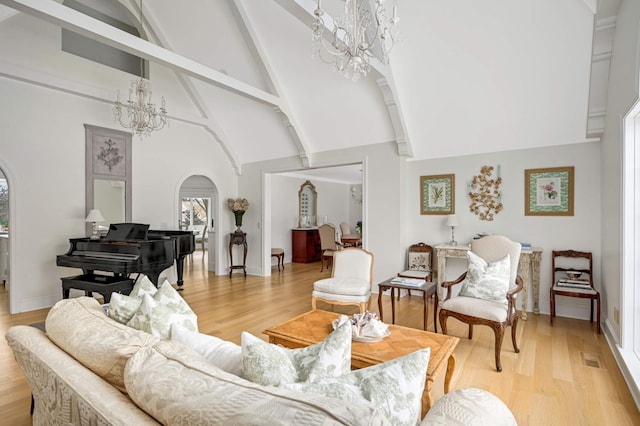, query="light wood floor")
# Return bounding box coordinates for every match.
[1,252,639,425]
